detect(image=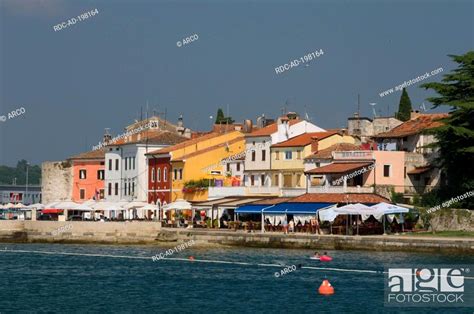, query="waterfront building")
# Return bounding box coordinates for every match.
[242,114,326,194]
[0,184,41,205]
[69,149,106,202]
[104,130,187,202]
[146,130,246,204]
